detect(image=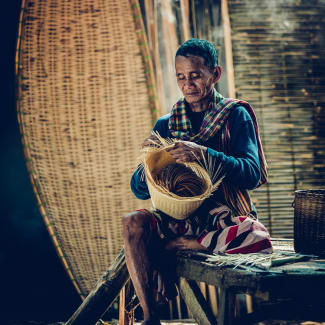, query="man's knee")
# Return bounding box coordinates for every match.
[122,210,152,239]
